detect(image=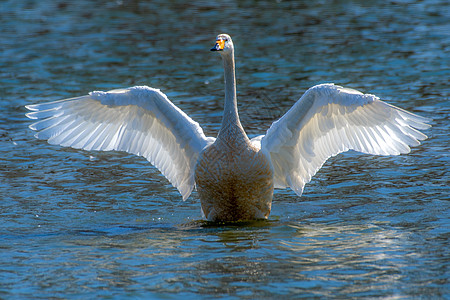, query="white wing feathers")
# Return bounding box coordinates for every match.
[259,83,430,196]
[26,86,213,200]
